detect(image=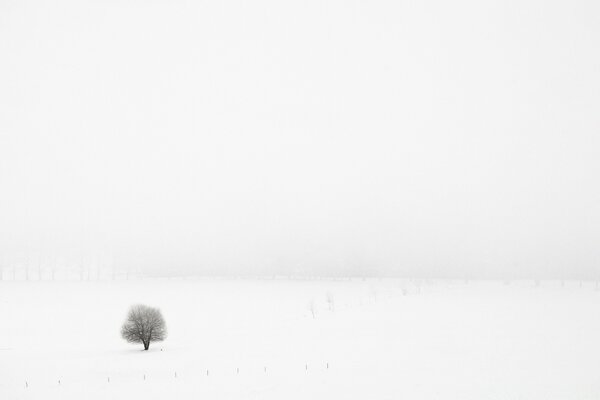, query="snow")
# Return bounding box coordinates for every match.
[1,279,599,399]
